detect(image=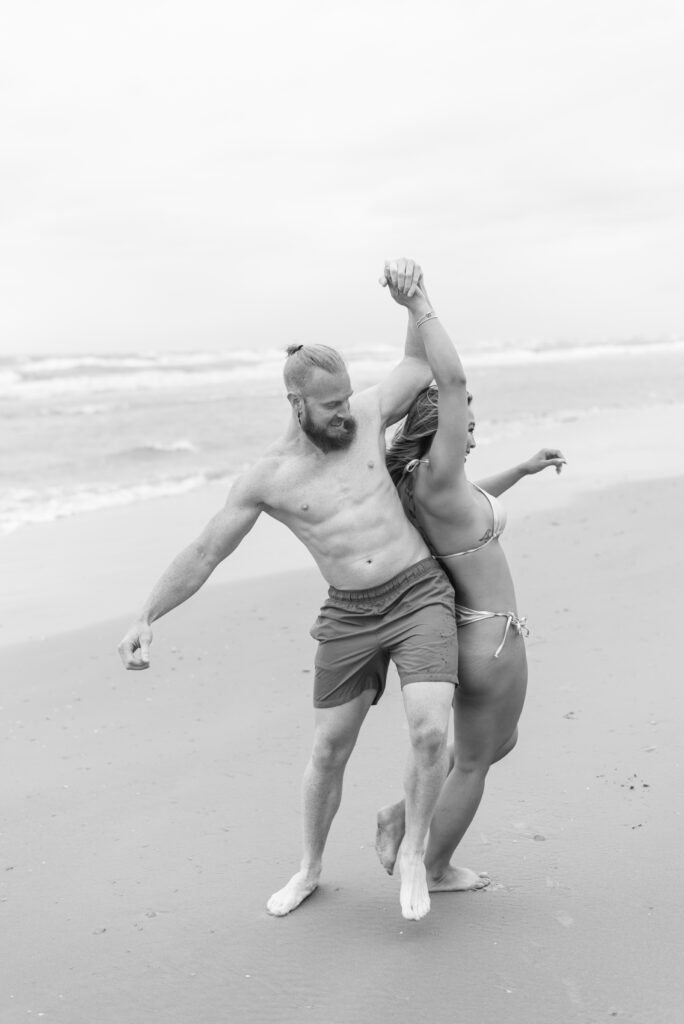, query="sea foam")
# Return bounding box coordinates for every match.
[0,471,233,535]
[3,338,683,401]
